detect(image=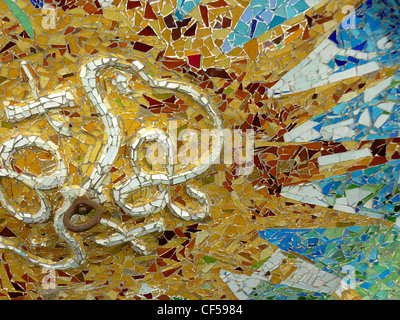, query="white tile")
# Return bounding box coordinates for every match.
[363,76,393,102]
[376,102,395,112]
[359,108,371,127]
[374,114,389,128]
[333,202,355,213]
[328,67,357,83]
[357,61,380,79]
